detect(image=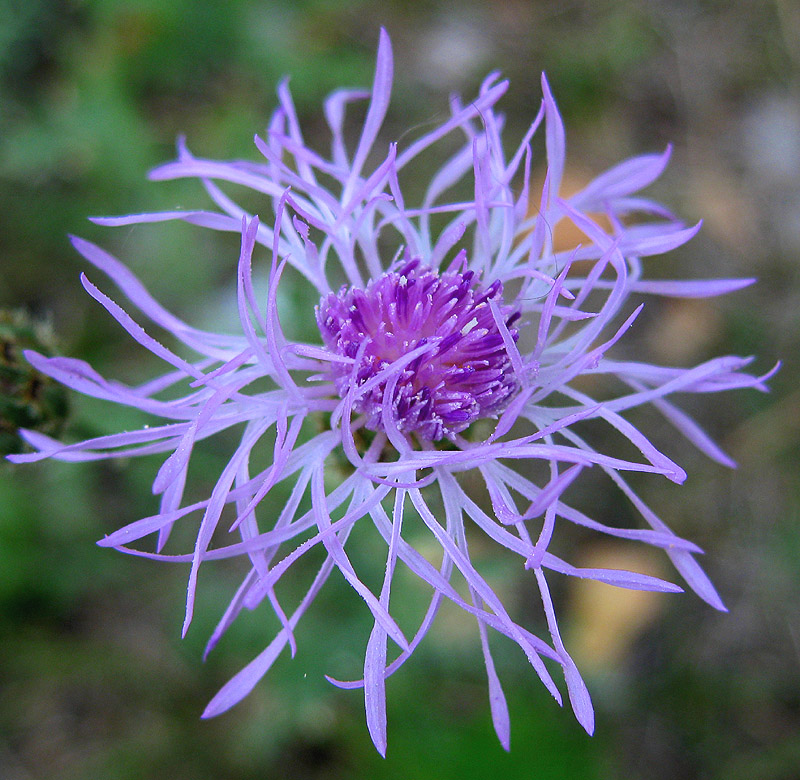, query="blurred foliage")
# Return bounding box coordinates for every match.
[0,310,69,456]
[1,1,798,779]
